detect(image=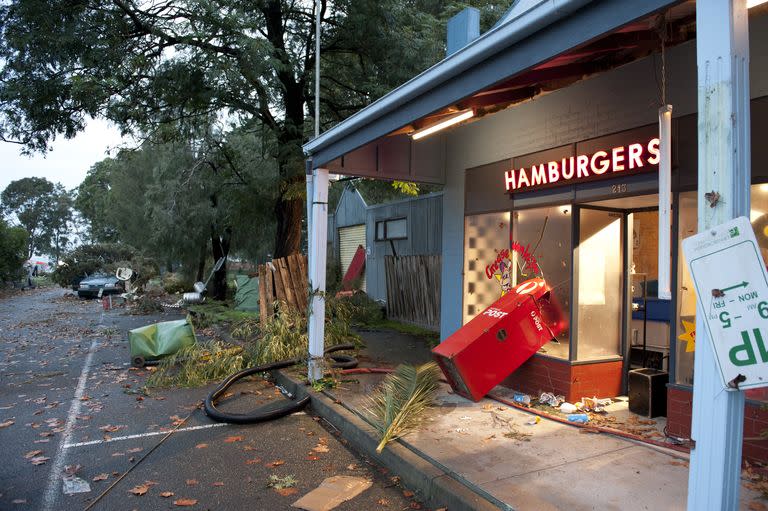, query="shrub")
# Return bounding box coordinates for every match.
[162,272,189,294]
